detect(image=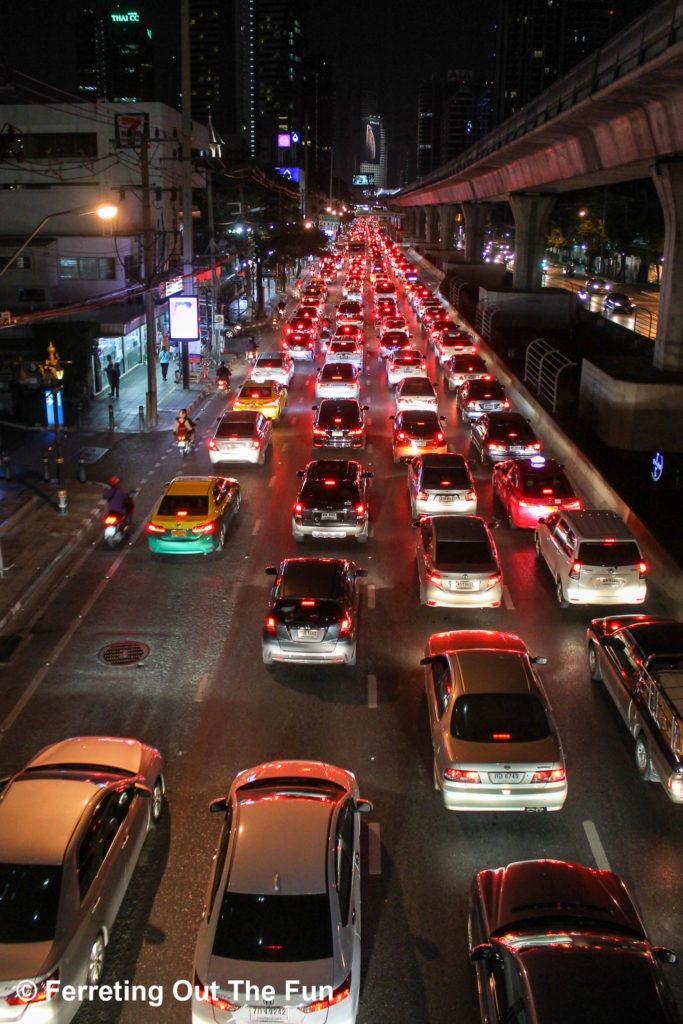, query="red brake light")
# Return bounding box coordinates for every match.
[294,502,303,514]
[301,599,316,606]
[176,510,188,517]
[300,973,351,1014]
[436,432,445,442]
[444,768,481,783]
[191,521,216,535]
[638,561,648,574]
[7,971,60,1006]
[397,431,406,441]
[339,617,352,637]
[194,972,241,1013]
[104,514,118,525]
[531,768,566,783]
[569,561,582,579]
[492,733,511,741]
[356,504,365,515]
[265,616,277,635]
[208,439,217,450]
[146,521,165,534]
[251,439,261,449]
[487,573,502,589]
